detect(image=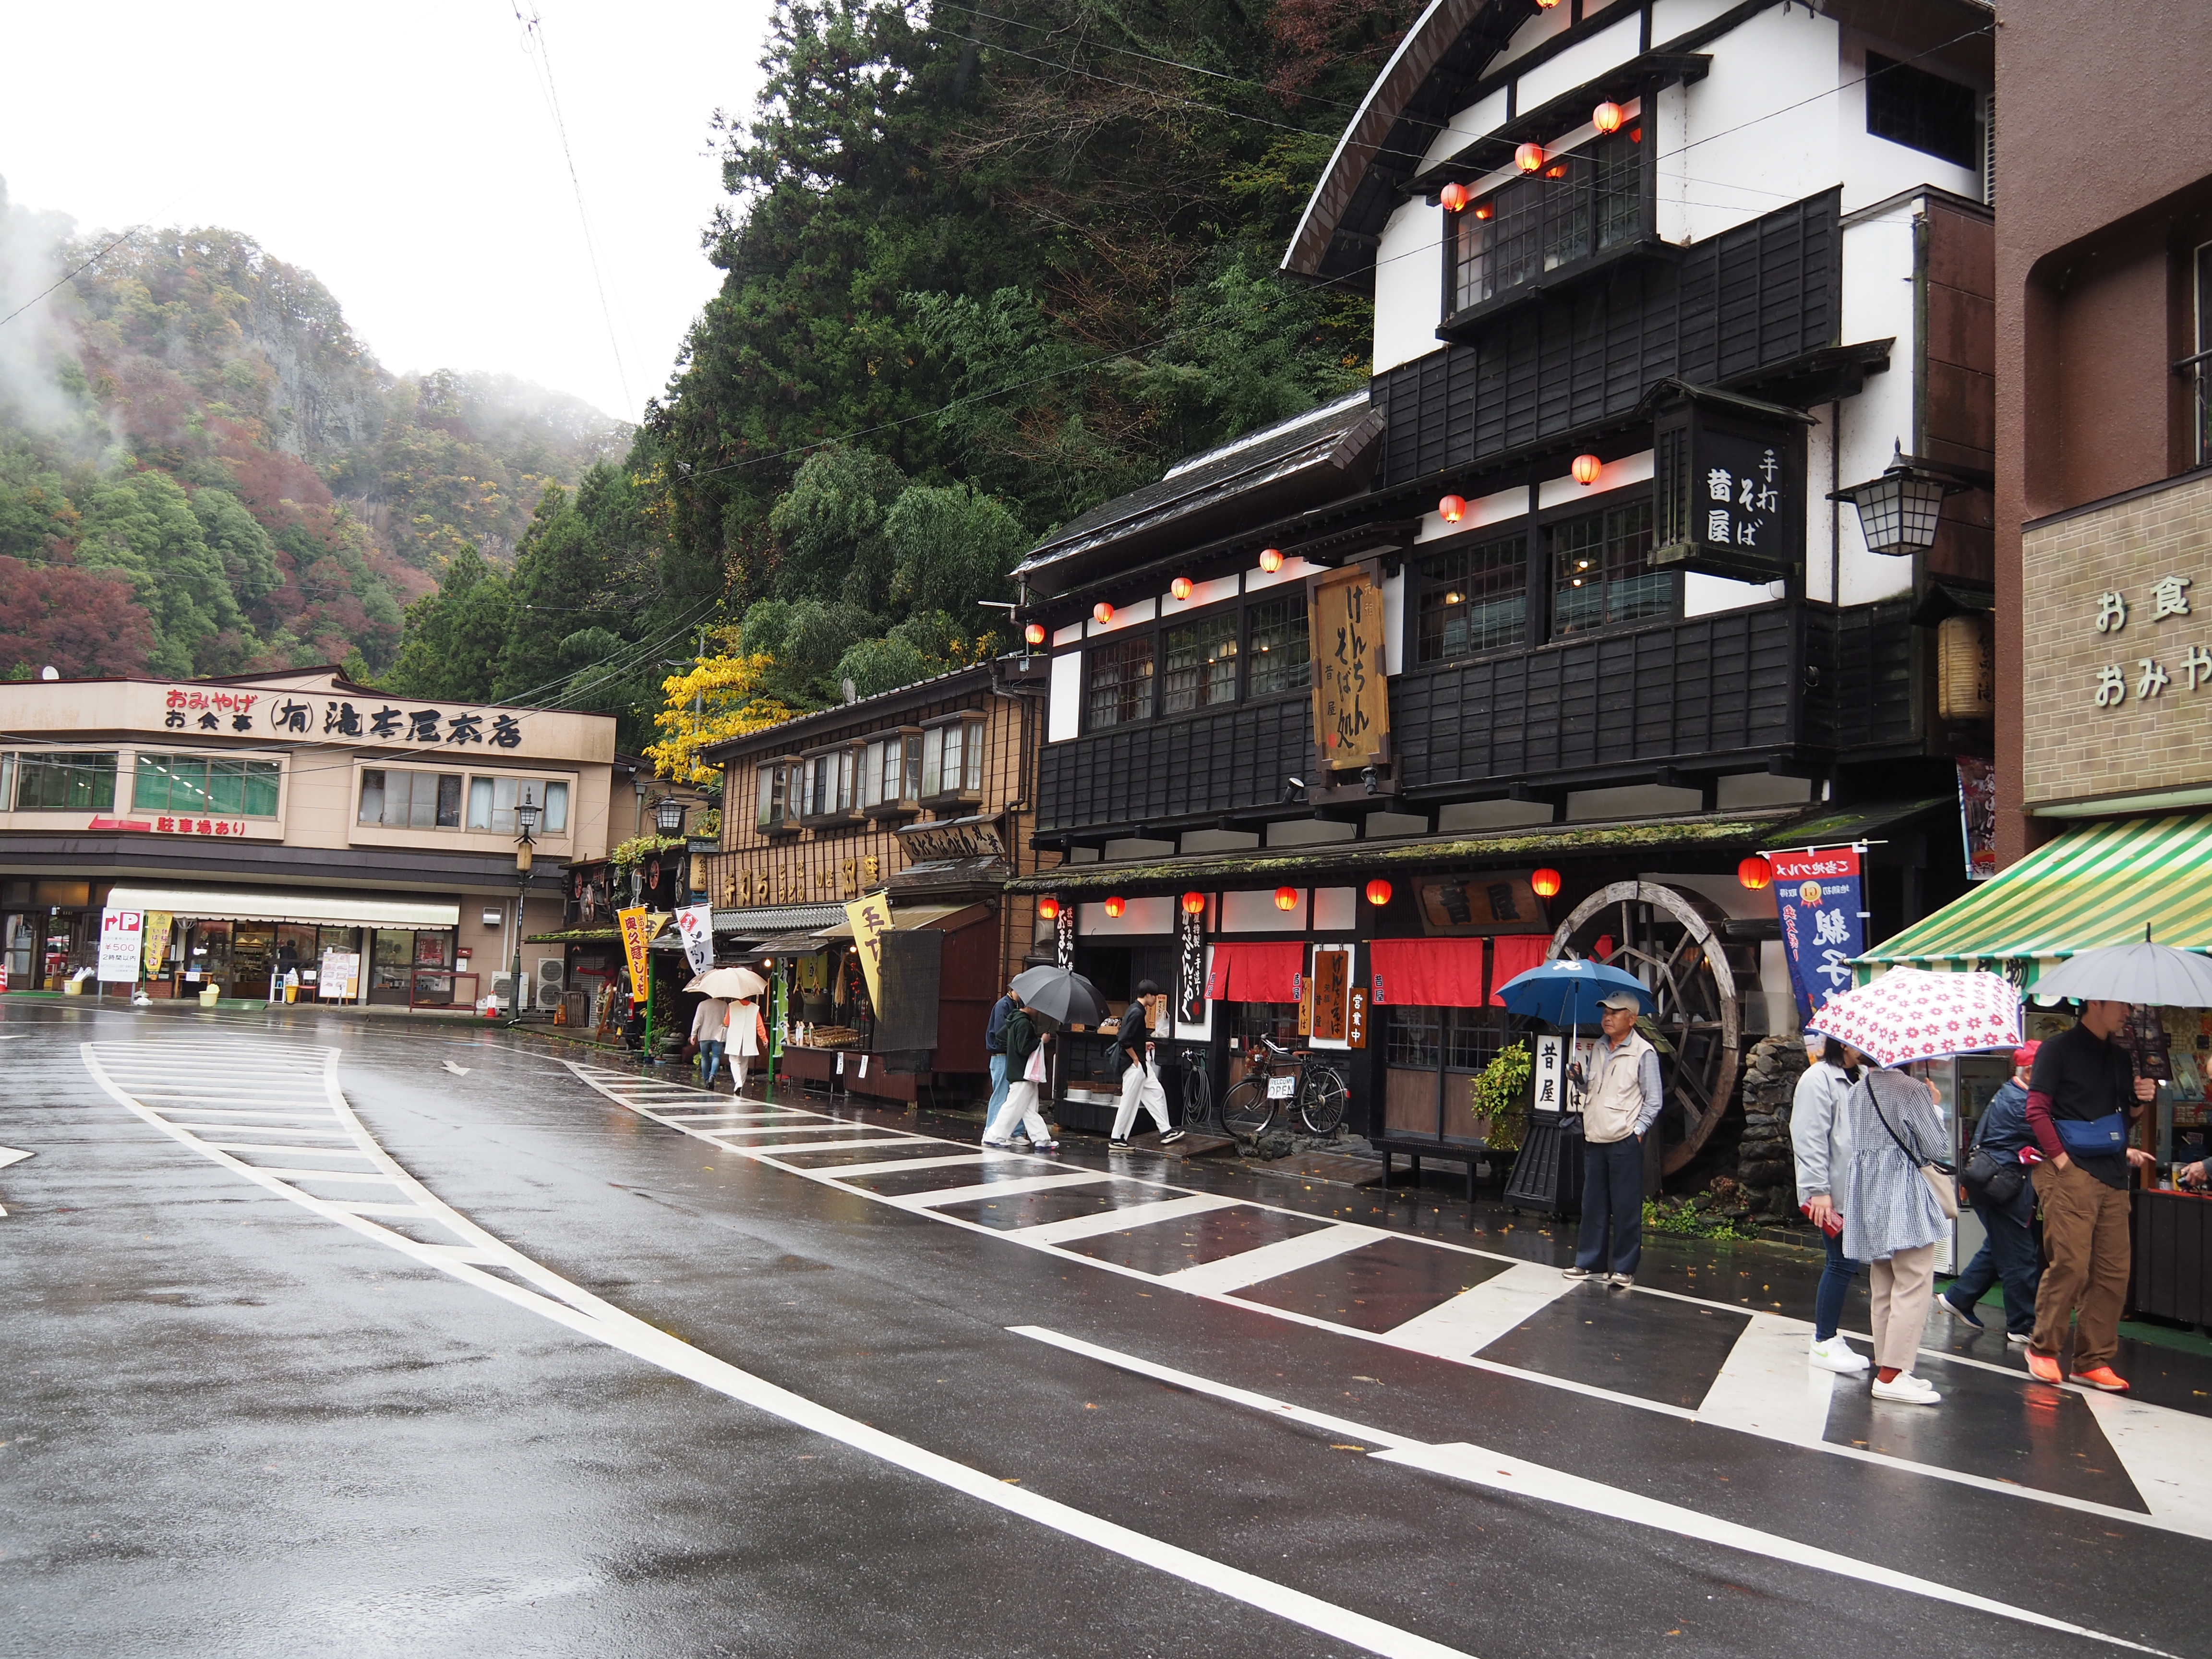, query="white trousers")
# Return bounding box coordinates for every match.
[986,1078,1052,1147]
[1111,1058,1170,1140]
